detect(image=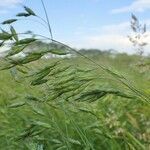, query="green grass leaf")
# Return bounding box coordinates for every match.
[24,6,36,16]
[0,32,12,40]
[16,12,30,17]
[8,101,25,108]
[49,49,69,55]
[32,121,51,128]
[31,79,48,86]
[10,26,18,42]
[2,19,17,25]
[15,38,37,45]
[7,45,27,56]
